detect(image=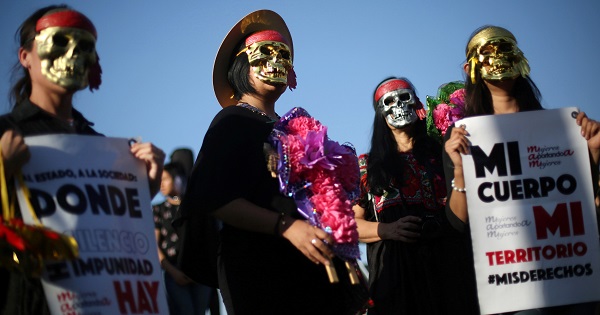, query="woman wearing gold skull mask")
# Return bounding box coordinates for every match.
[174,9,360,315]
[0,5,165,315]
[444,25,600,315]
